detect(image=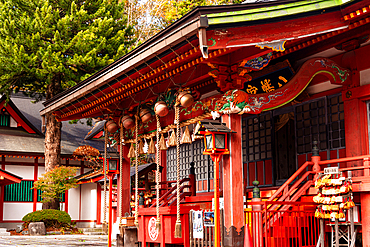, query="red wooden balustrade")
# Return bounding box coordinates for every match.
[245,201,319,247]
[244,154,370,247]
[149,177,191,208]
